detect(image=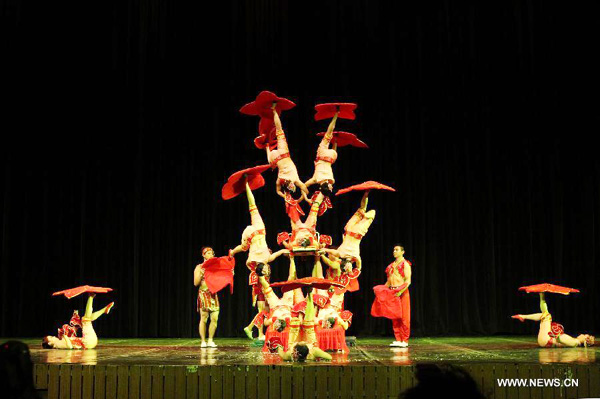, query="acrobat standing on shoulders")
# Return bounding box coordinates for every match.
[43,286,115,350]
[512,285,594,347]
[229,181,287,340]
[194,247,221,348]
[371,244,412,348]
